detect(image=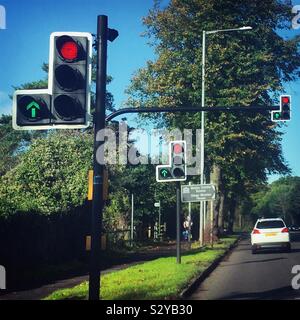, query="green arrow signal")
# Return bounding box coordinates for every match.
[274,112,280,119]
[26,101,40,118]
[160,169,170,178]
[161,169,168,177]
[272,112,281,121]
